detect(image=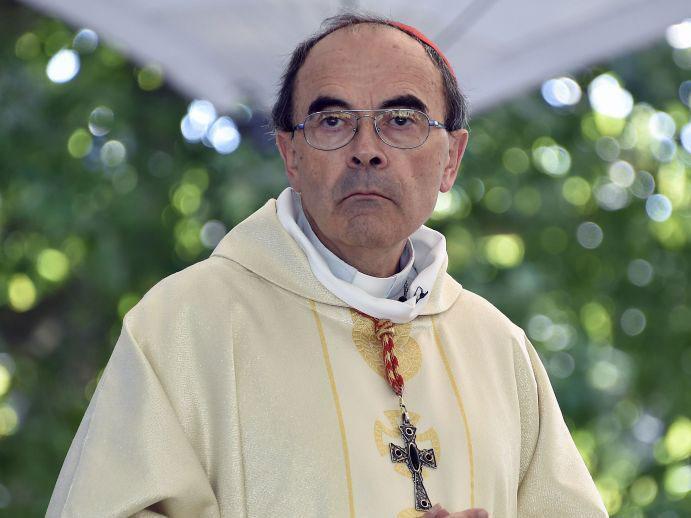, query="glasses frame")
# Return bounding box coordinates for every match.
[292,108,446,151]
